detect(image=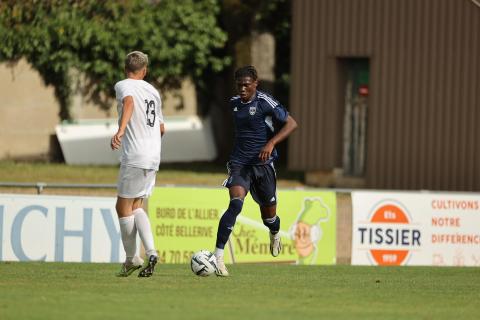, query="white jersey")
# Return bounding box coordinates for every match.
[114,79,164,170]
